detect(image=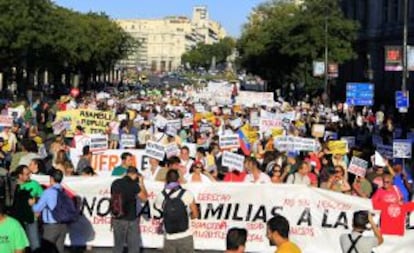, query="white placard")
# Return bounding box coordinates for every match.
[393,140,412,158]
[250,111,259,126]
[0,115,13,127]
[348,157,368,177]
[259,118,283,133]
[219,134,240,149]
[7,105,25,119]
[230,118,243,129]
[194,103,205,113]
[274,136,317,152]
[222,151,245,172]
[75,134,108,152]
[312,124,325,138]
[52,120,66,135]
[377,144,393,159]
[182,113,193,127]
[236,91,274,106]
[165,143,180,158]
[145,141,165,161]
[167,119,181,130]
[120,134,136,148]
